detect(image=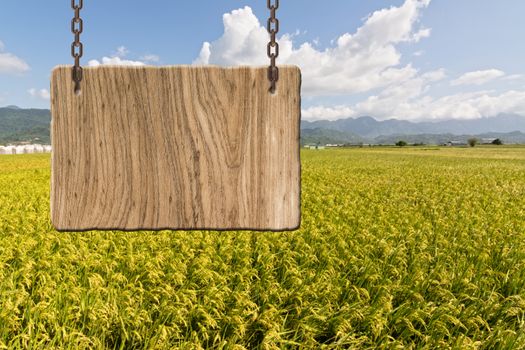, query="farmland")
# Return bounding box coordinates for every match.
[0,147,524,349]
